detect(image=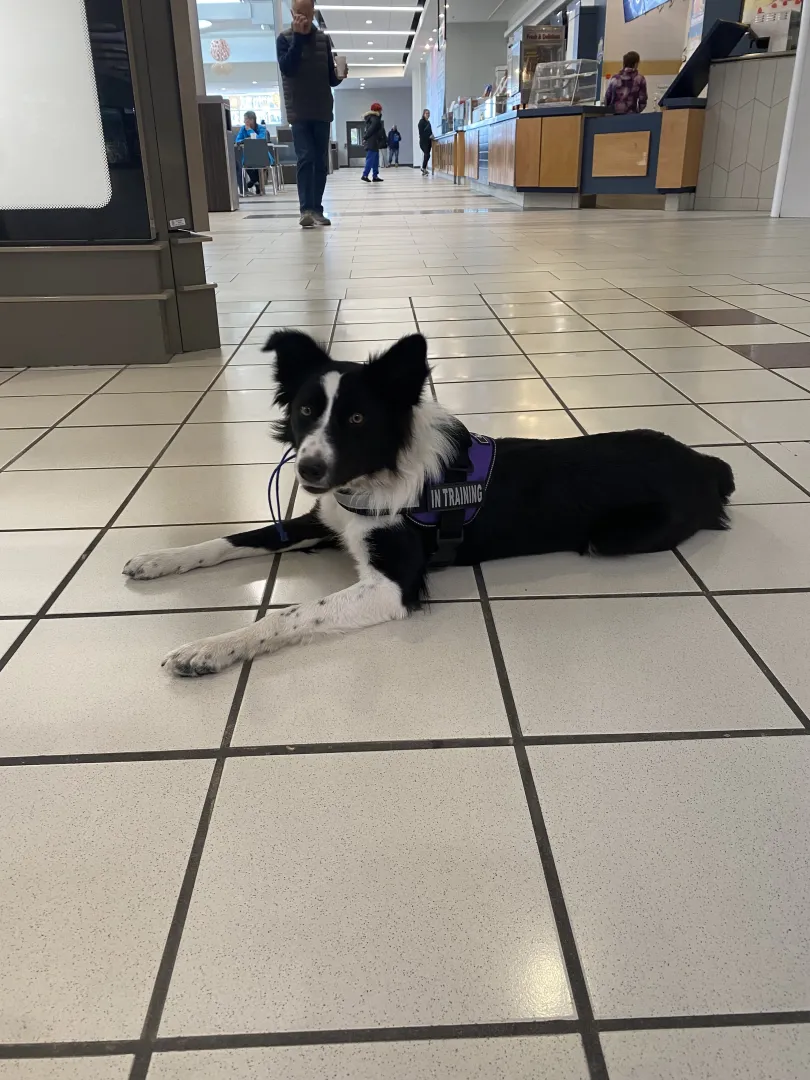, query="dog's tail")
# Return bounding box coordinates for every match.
[700,453,735,530]
[706,454,735,502]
